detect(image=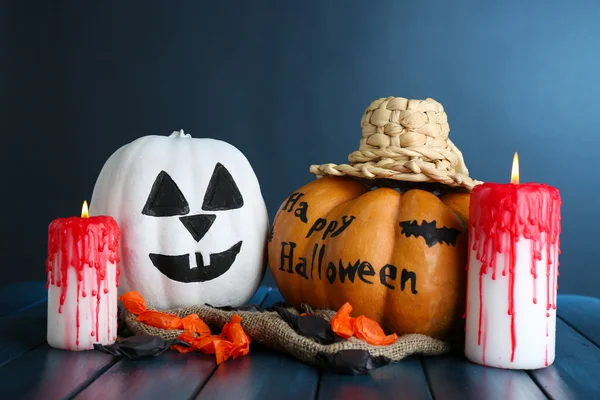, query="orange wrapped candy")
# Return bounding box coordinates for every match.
[171,331,197,353]
[194,335,236,365]
[193,335,222,353]
[353,316,398,345]
[330,302,398,346]
[182,314,211,336]
[119,291,147,315]
[221,314,251,358]
[329,302,355,339]
[171,314,252,365]
[120,291,183,330]
[120,290,252,364]
[136,310,183,330]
